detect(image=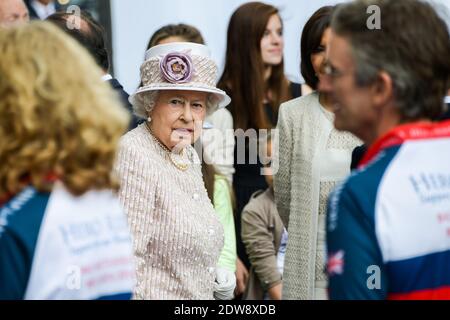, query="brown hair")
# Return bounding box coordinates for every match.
[201,161,216,203]
[300,6,333,90]
[199,149,236,213]
[147,23,205,49]
[332,0,450,120]
[46,10,110,71]
[218,2,291,130]
[0,22,129,197]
